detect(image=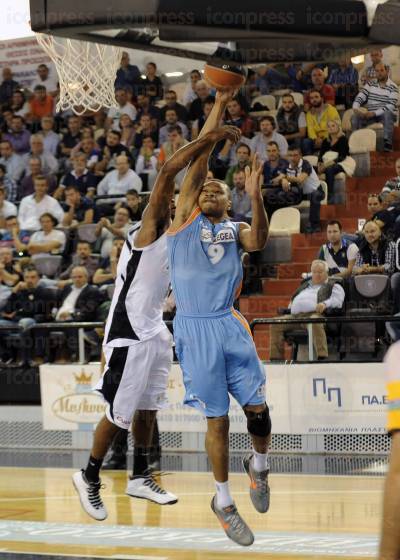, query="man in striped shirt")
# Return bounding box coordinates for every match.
[379,343,400,560]
[351,63,398,152]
